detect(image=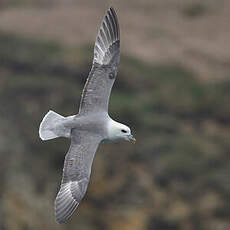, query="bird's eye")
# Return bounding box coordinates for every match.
[121,129,127,133]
